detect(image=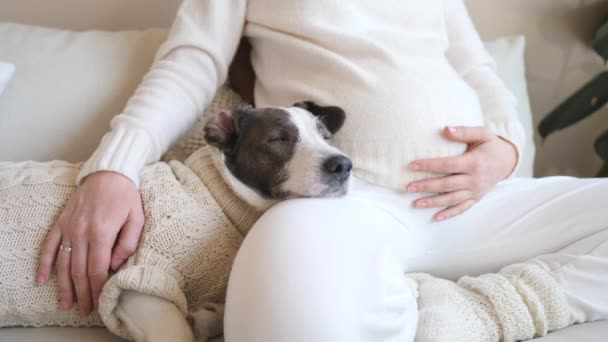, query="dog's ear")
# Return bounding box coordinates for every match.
[204,109,238,150]
[294,101,346,134]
